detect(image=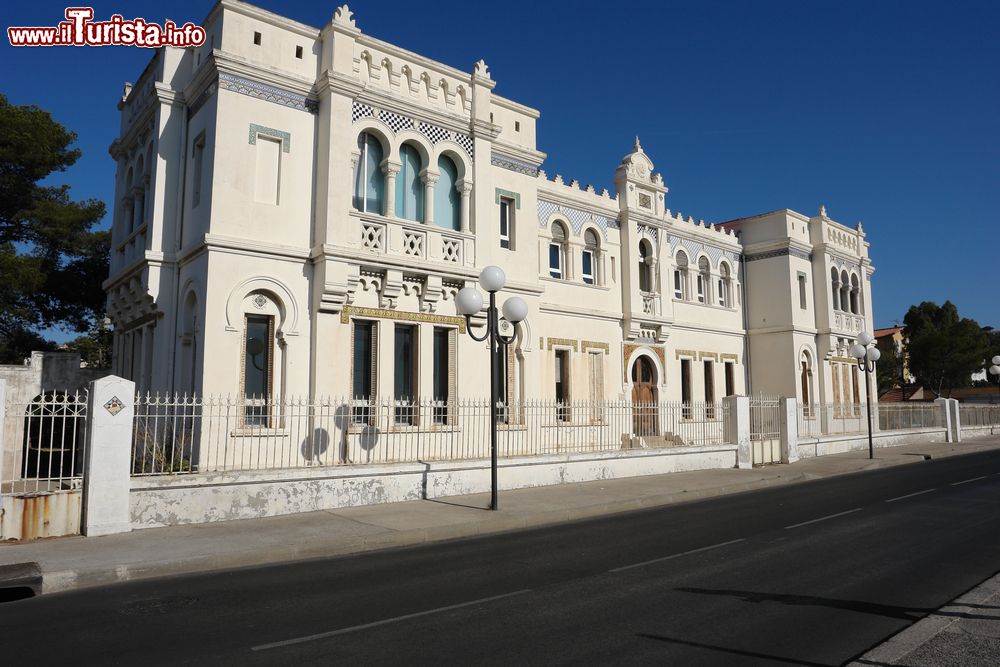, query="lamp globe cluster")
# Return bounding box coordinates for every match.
[990,355,1000,379]
[454,267,527,324]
